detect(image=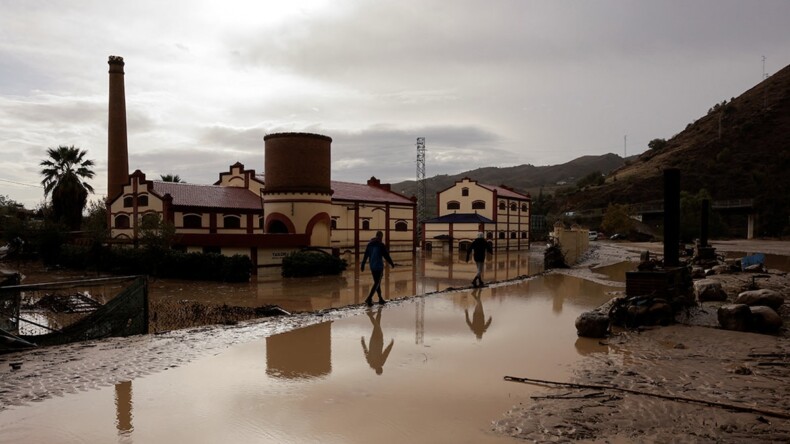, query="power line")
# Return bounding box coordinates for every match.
[0,178,43,188]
